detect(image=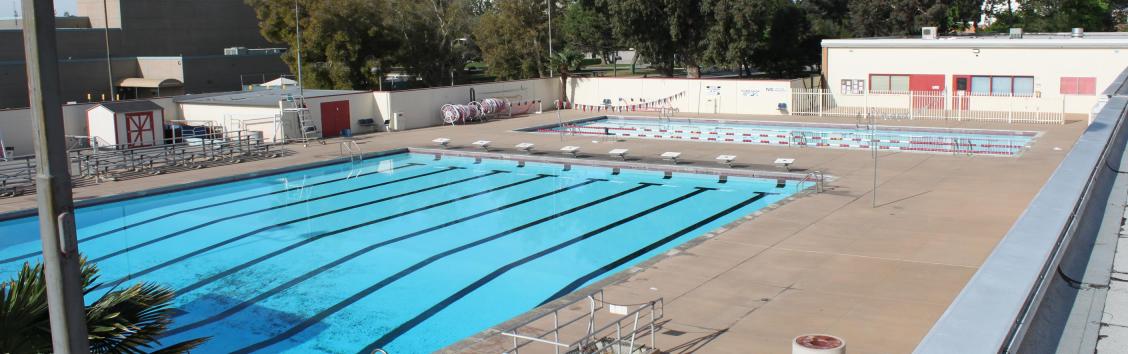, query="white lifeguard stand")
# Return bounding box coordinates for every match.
[280,93,321,146]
